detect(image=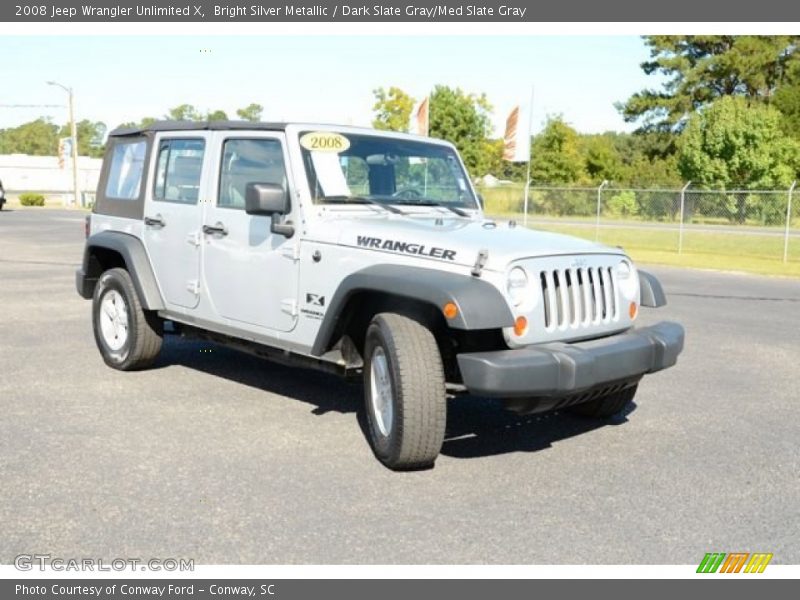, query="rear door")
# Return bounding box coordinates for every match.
[141,134,210,309]
[201,132,299,332]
